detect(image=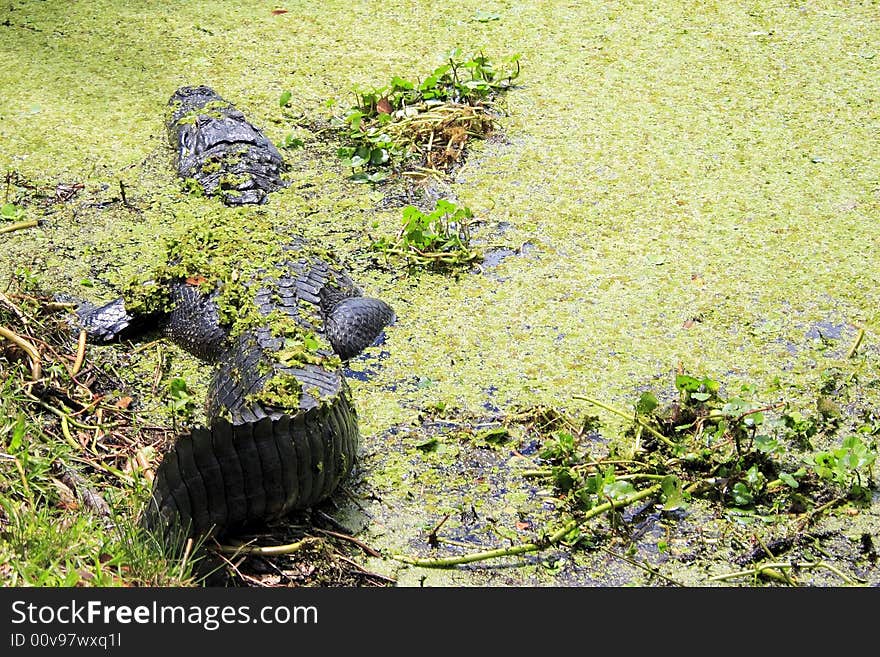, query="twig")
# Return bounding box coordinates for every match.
[0,219,38,234]
[118,180,129,207]
[394,483,662,568]
[732,402,785,425]
[0,290,27,323]
[333,554,397,584]
[217,536,322,556]
[427,513,451,546]
[756,535,796,585]
[573,394,676,448]
[596,545,684,586]
[59,414,81,451]
[313,527,382,557]
[846,327,865,359]
[795,496,846,532]
[0,325,41,381]
[707,560,862,585]
[21,390,103,431]
[70,329,87,377]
